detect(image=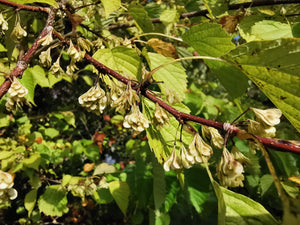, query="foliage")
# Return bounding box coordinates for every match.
[0,0,300,224]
